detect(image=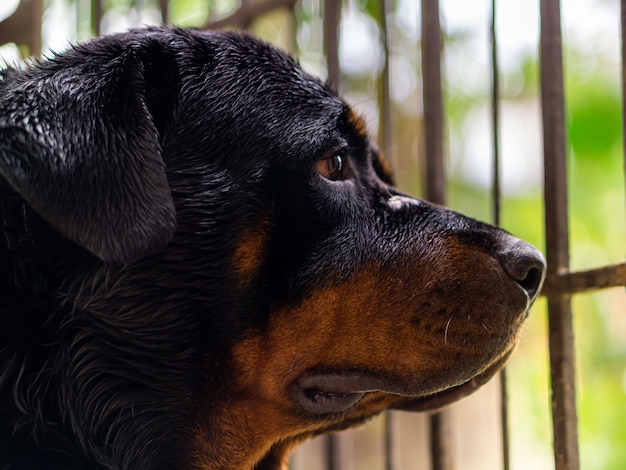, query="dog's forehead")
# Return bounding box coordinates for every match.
[163,30,355,169]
